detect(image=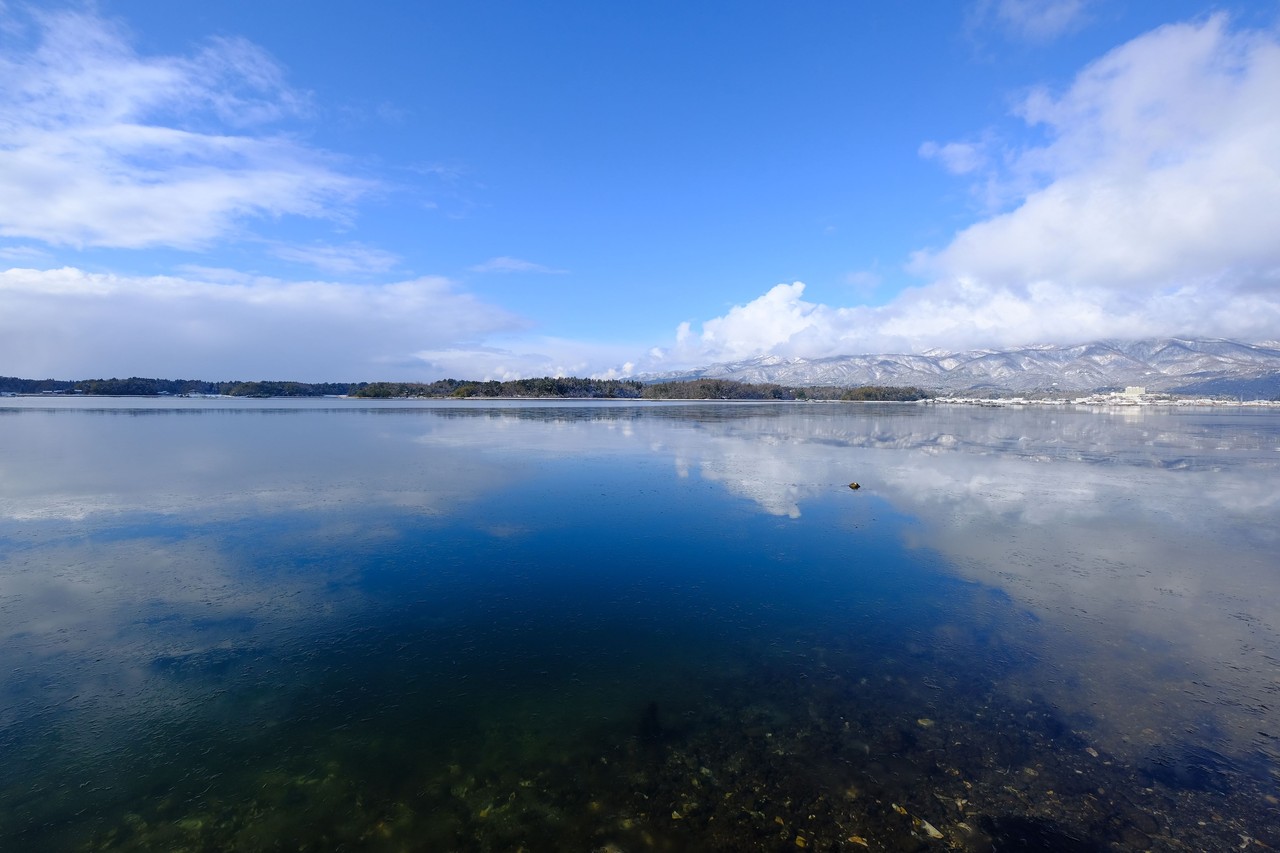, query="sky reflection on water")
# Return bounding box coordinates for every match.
[0,399,1277,849]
